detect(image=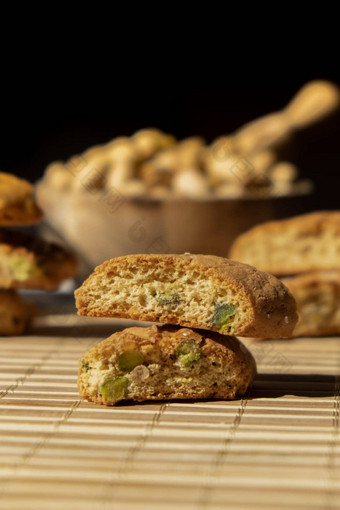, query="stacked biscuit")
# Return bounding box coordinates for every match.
[75,254,297,405]
[230,211,340,337]
[0,172,77,335]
